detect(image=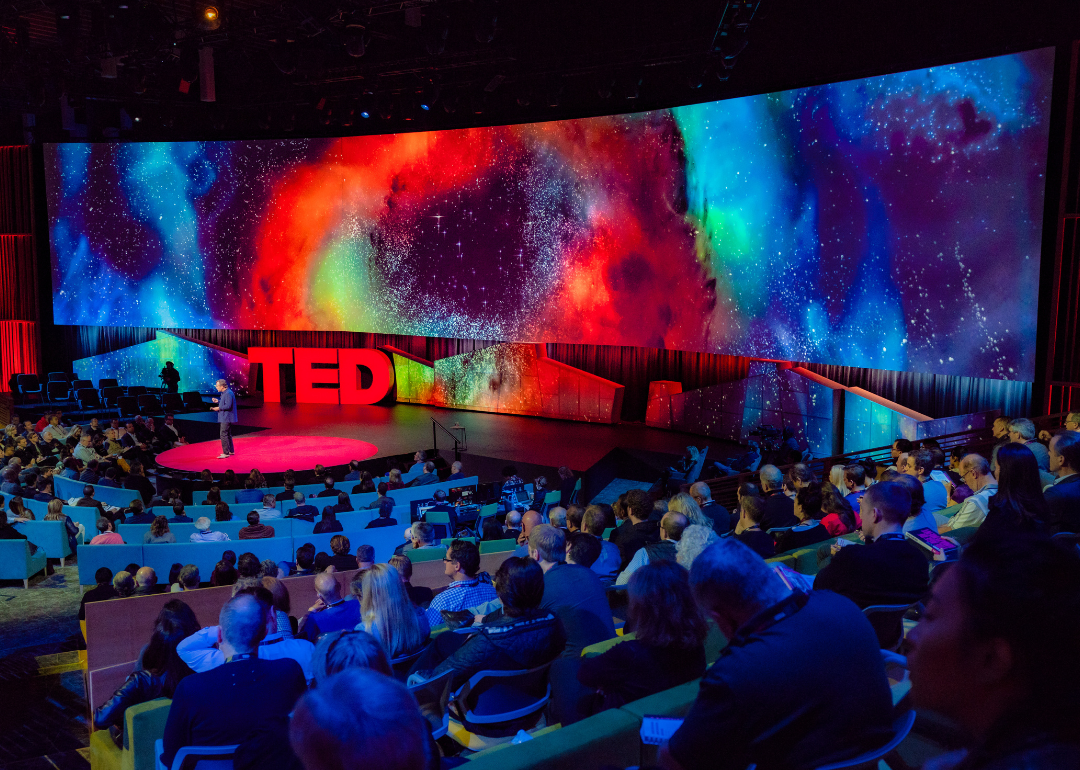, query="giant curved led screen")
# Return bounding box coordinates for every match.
[45,48,1053,380]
